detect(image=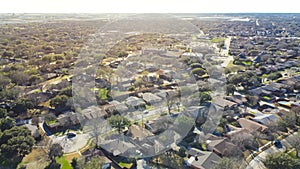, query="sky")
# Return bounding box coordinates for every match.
[0,0,300,13]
